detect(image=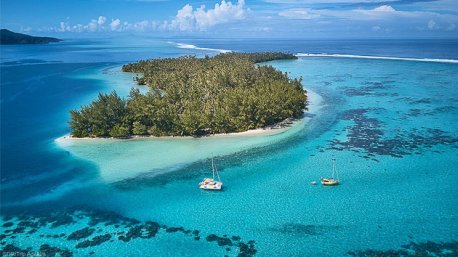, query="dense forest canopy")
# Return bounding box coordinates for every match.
[69,52,307,138]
